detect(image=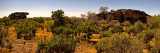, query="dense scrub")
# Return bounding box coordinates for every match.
[37,35,76,53]
[96,33,145,53]
[0,8,160,53]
